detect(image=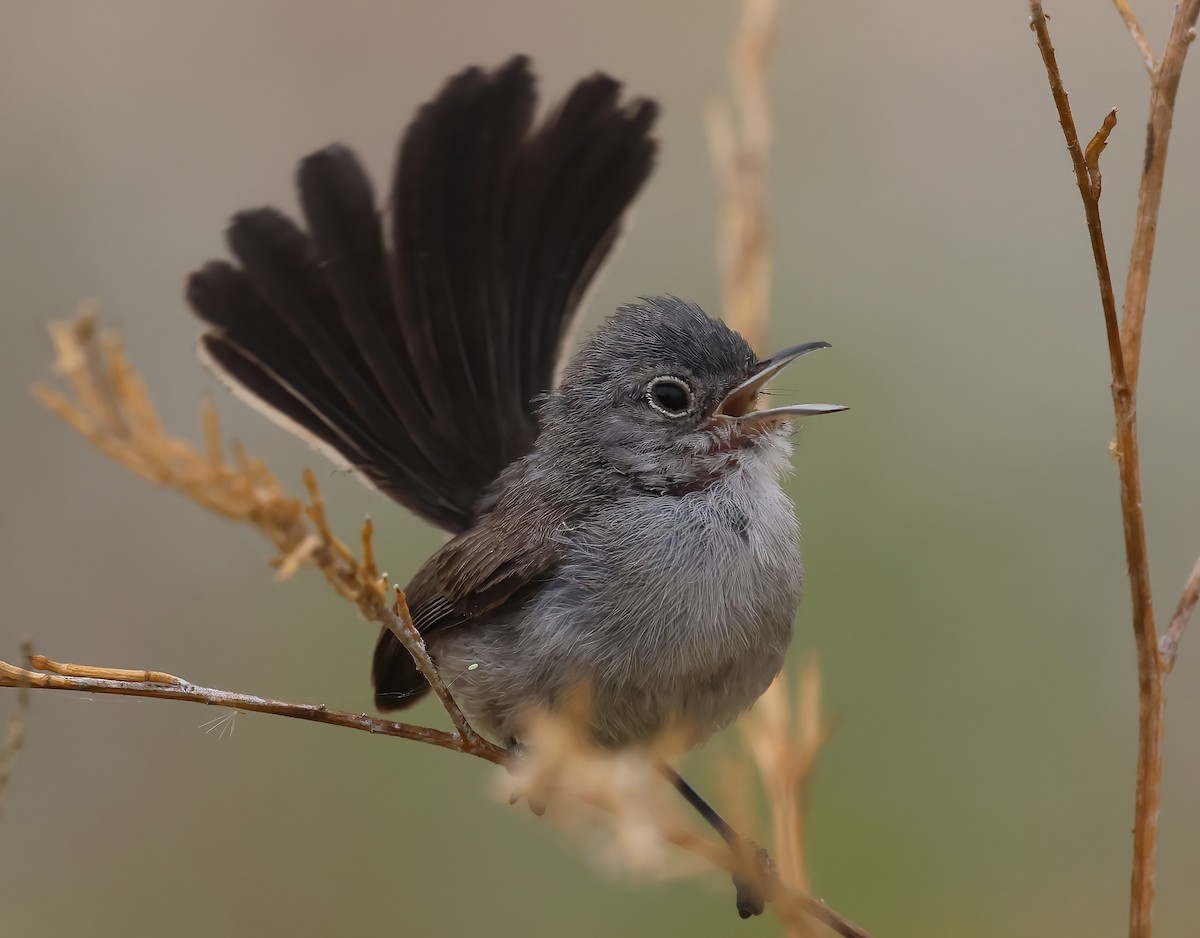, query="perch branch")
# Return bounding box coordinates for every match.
[0,654,501,761]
